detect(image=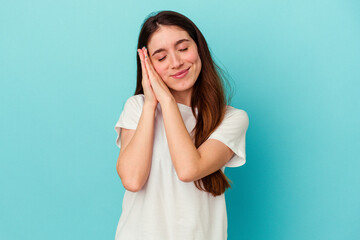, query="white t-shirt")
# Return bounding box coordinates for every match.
[114,94,249,240]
